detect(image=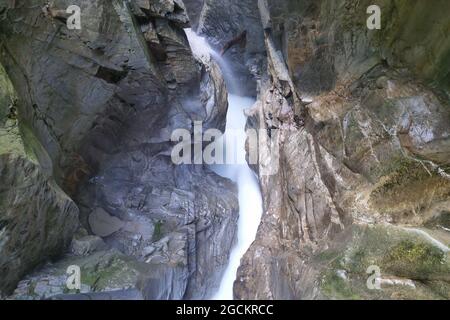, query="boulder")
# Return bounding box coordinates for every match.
[88,208,125,237]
